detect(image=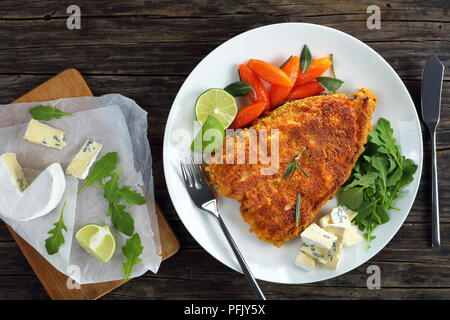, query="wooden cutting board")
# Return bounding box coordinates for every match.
[6,68,180,300]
